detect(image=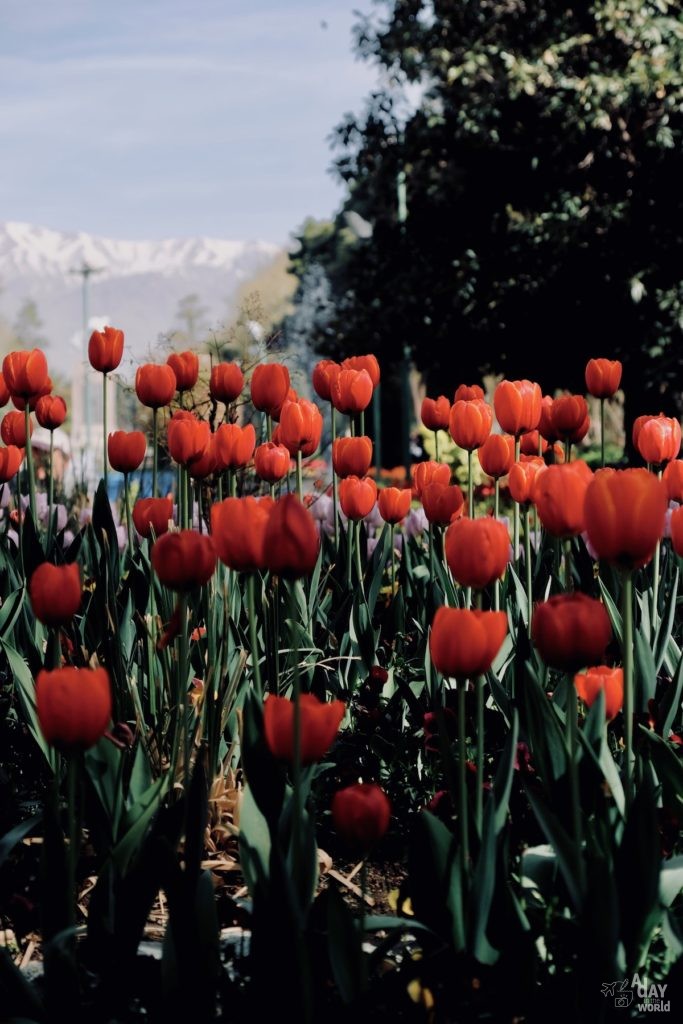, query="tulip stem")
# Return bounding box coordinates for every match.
[355,520,364,597]
[429,523,435,587]
[24,405,36,526]
[390,523,396,596]
[152,409,158,499]
[513,437,521,566]
[124,473,133,553]
[600,398,606,469]
[467,449,474,519]
[290,584,303,890]
[434,429,439,463]
[331,407,339,548]
[103,372,108,490]
[524,507,533,635]
[346,521,353,592]
[247,572,263,697]
[48,430,54,547]
[652,538,661,630]
[178,593,189,790]
[563,538,573,592]
[494,479,500,611]
[296,451,303,503]
[475,675,484,837]
[457,681,469,869]
[621,570,635,808]
[66,754,80,932]
[566,678,584,887]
